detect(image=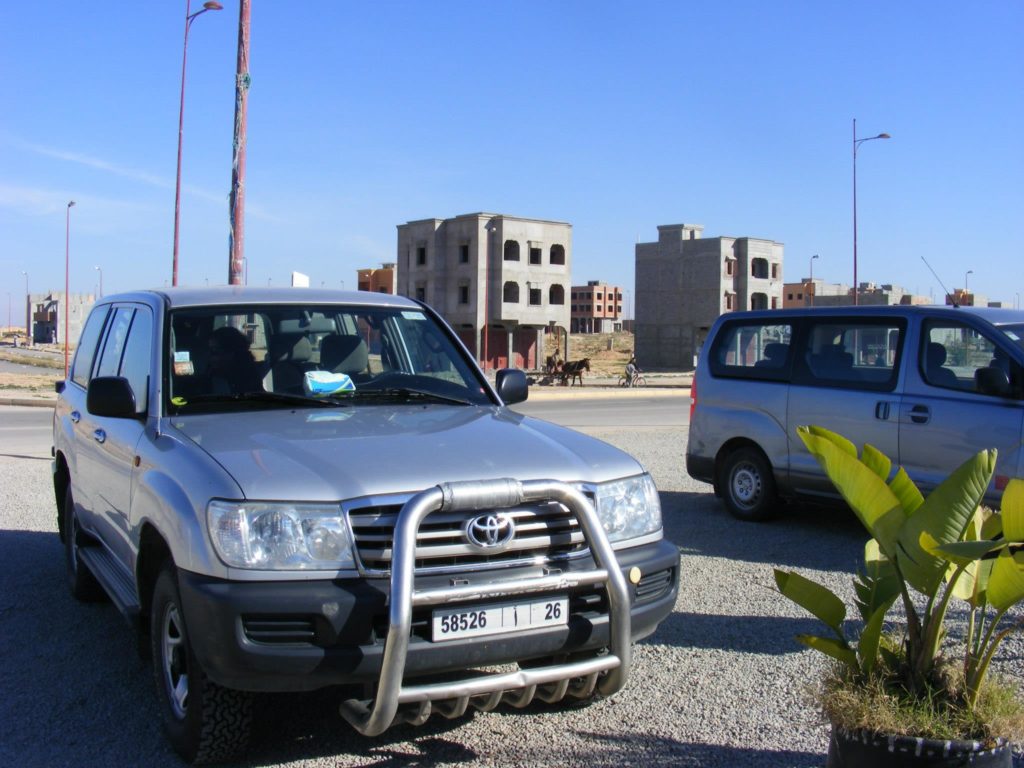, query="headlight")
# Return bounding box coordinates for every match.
[593,474,662,543]
[208,500,357,570]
